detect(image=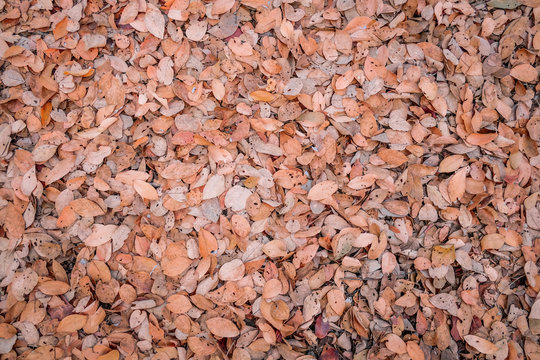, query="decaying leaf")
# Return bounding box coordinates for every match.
[205,317,240,338]
[464,335,499,354]
[0,0,539,357]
